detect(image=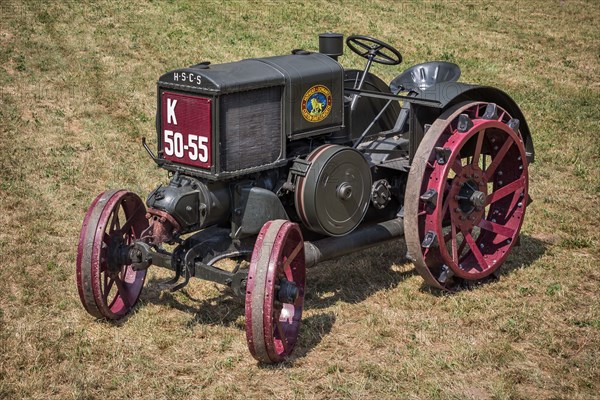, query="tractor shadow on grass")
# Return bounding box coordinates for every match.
[417,233,550,294]
[139,240,412,362]
[140,278,338,364]
[140,281,246,328]
[141,239,413,323]
[498,234,549,272]
[302,240,416,310]
[137,235,546,361]
[101,234,547,364]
